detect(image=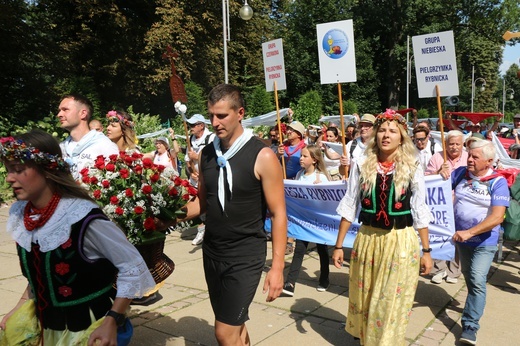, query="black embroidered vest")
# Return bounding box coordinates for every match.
[17,209,118,331]
[359,173,414,230]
